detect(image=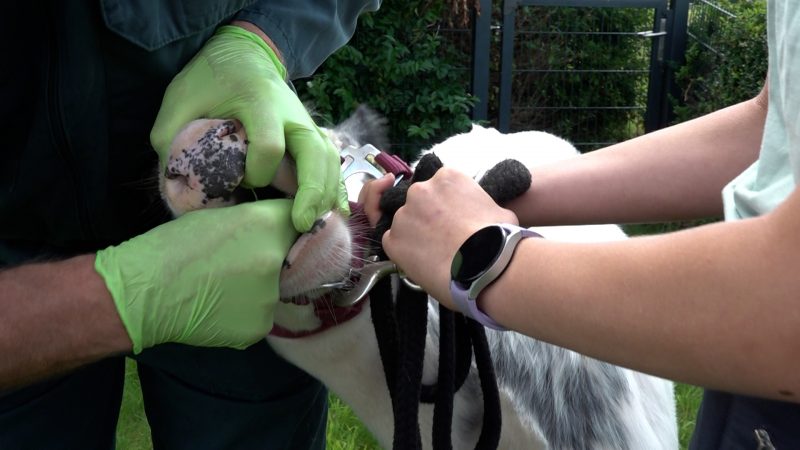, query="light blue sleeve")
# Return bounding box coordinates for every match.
[722,0,800,220]
[235,0,381,80]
